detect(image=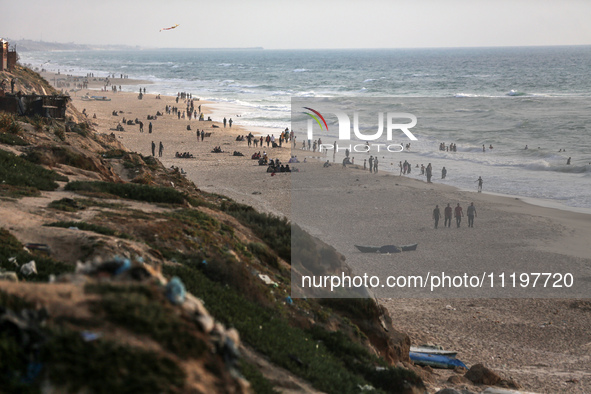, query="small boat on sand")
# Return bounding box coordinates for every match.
[410,346,458,357]
[409,352,467,369]
[354,244,418,253]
